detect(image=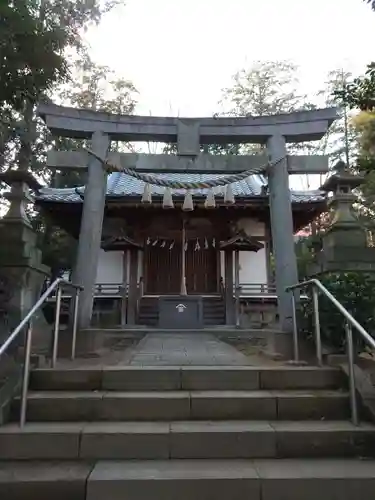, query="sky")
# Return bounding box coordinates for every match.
[85,0,375,117]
